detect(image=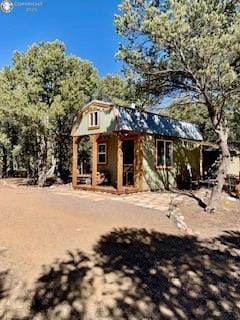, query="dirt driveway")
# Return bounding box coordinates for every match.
[0,179,239,319]
[0,180,178,280]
